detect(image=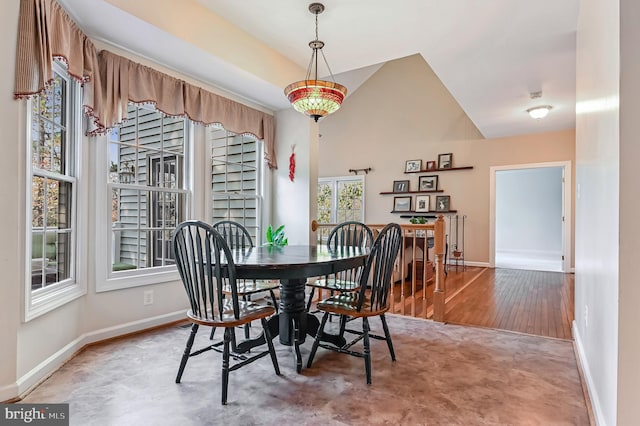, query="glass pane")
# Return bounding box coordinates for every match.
[337,180,363,222]
[52,75,66,126]
[317,182,333,224]
[45,180,72,228]
[32,176,45,228]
